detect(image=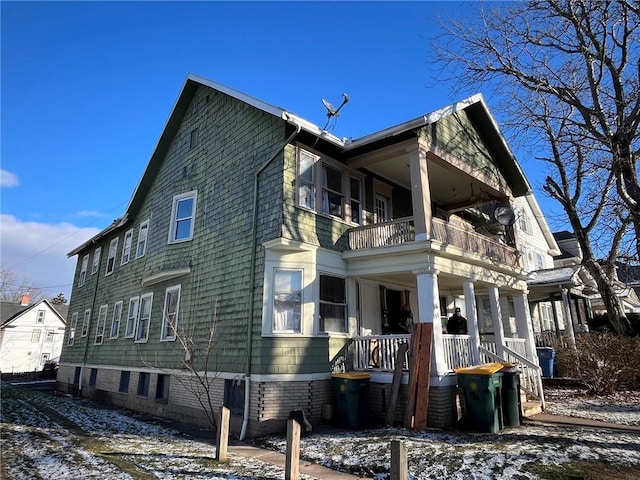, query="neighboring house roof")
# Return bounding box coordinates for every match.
[0,299,67,328]
[616,263,640,286]
[68,73,531,256]
[528,265,583,286]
